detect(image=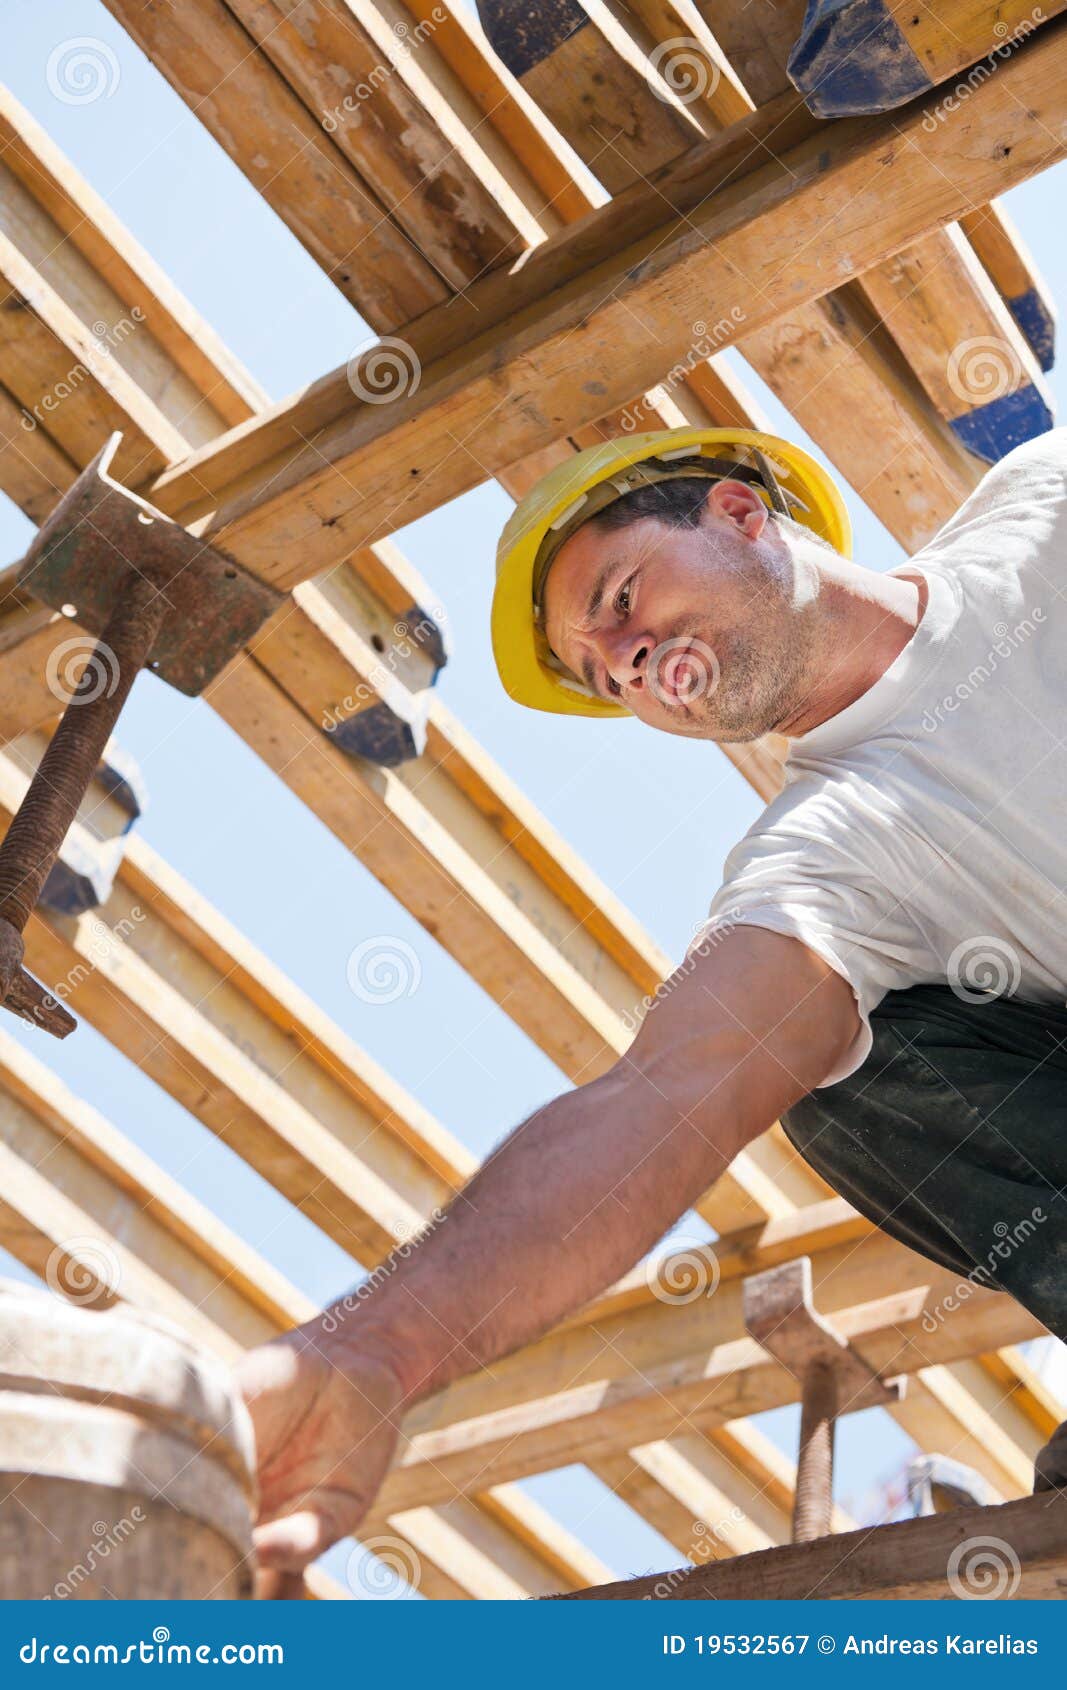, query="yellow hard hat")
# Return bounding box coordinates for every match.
[492,427,851,717]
